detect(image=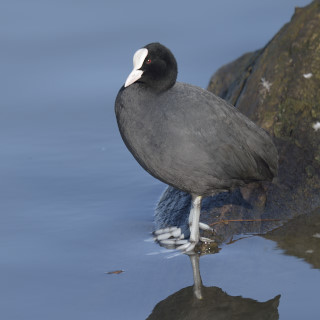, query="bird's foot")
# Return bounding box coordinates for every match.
[175,222,214,253]
[199,222,213,232]
[153,227,188,249]
[198,223,215,243]
[153,225,214,253]
[176,229,215,253]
